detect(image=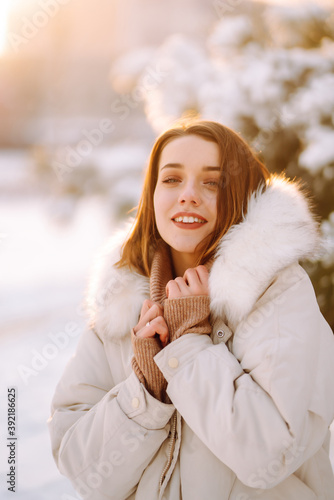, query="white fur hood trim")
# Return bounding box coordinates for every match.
[87,176,320,339]
[86,221,150,340]
[209,176,320,329]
